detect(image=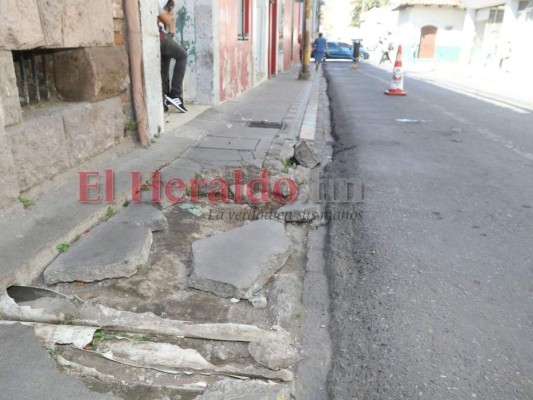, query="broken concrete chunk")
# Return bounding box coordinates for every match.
[268,273,303,328]
[189,220,293,299]
[277,201,321,222]
[43,223,152,284]
[105,341,216,371]
[108,203,168,231]
[248,293,268,309]
[279,140,296,161]
[289,165,312,185]
[248,337,300,371]
[194,380,291,400]
[294,140,321,168]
